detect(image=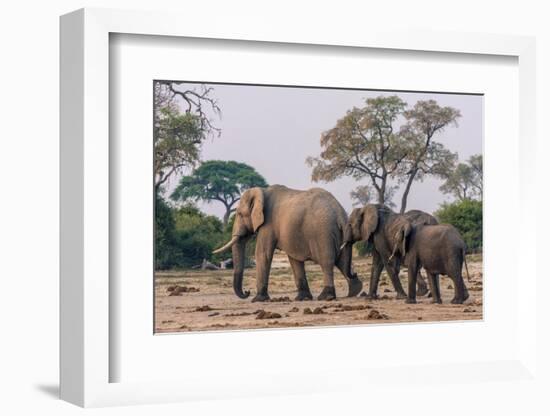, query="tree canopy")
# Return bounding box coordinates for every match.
[307,96,408,206]
[171,160,268,225]
[397,100,461,212]
[307,96,461,211]
[440,154,483,201]
[154,82,221,194]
